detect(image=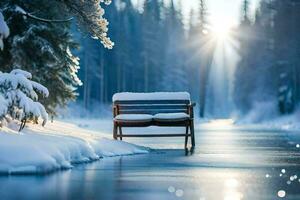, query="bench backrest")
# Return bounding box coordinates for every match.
[112,92,191,116]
